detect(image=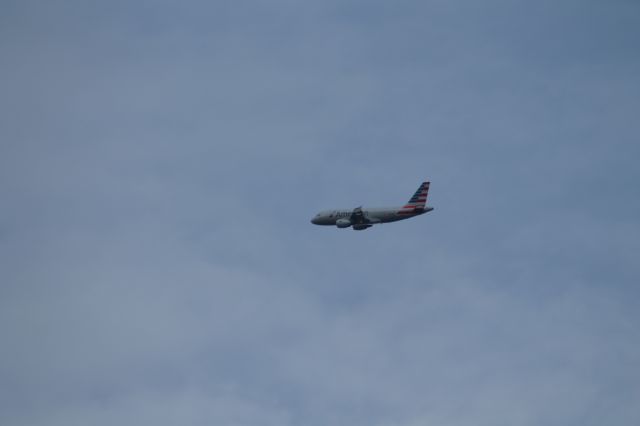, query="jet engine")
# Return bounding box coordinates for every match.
[335,219,351,228]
